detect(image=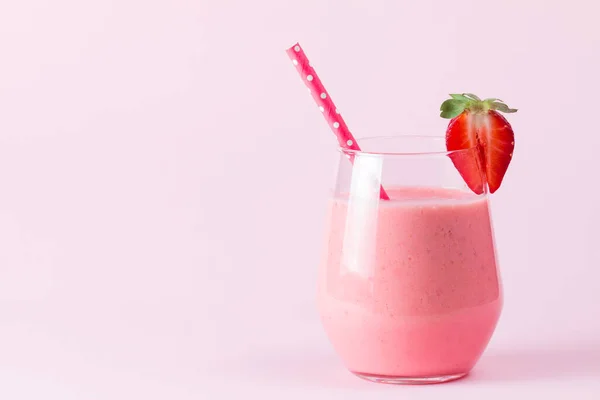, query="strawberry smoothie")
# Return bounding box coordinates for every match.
[318,186,502,381]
